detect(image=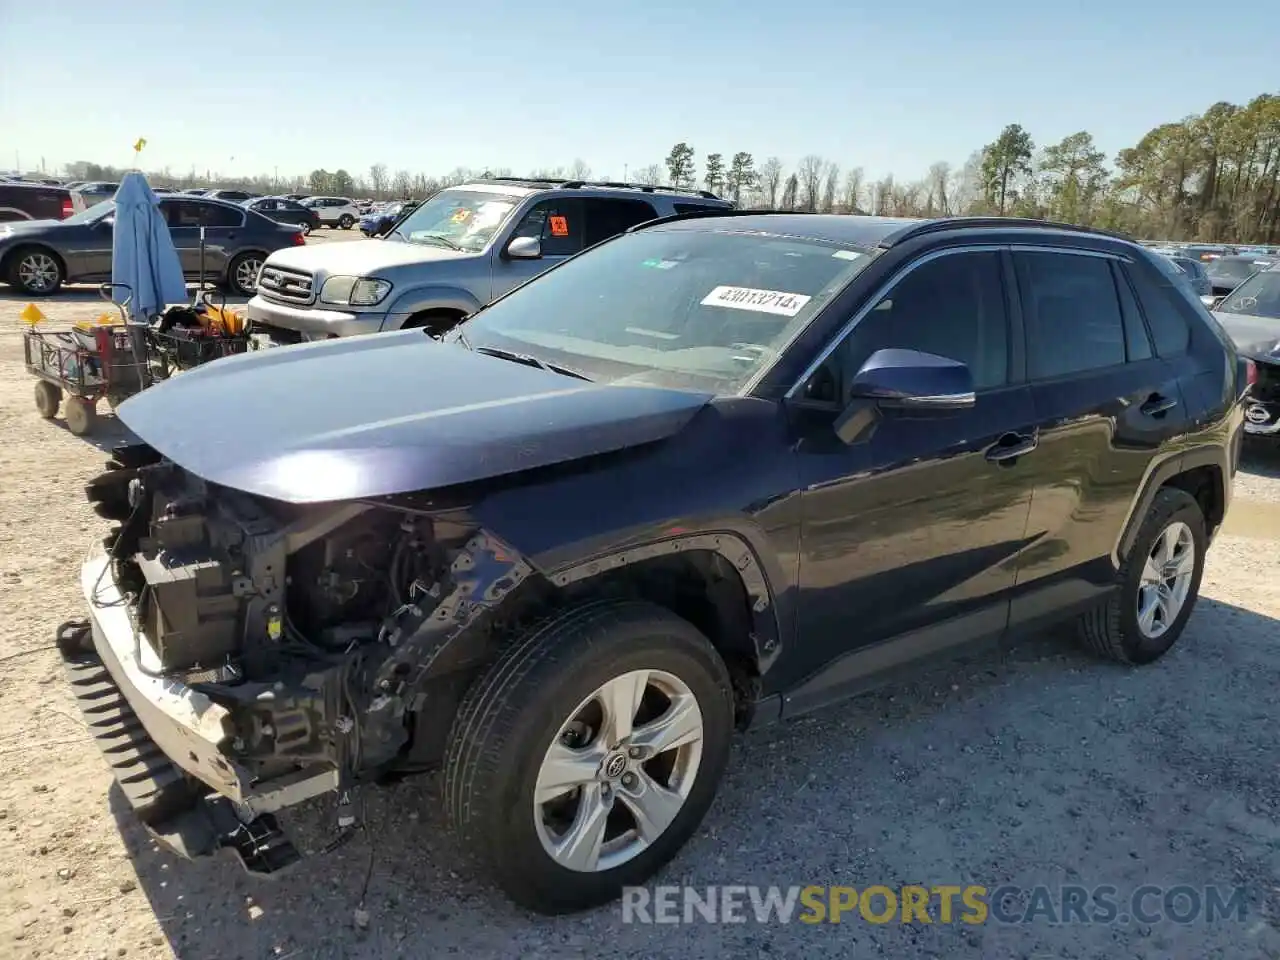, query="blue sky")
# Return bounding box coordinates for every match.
[1,0,1276,183]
